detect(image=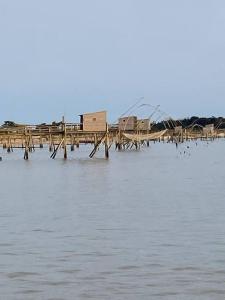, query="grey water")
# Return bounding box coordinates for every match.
[0,140,225,300]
